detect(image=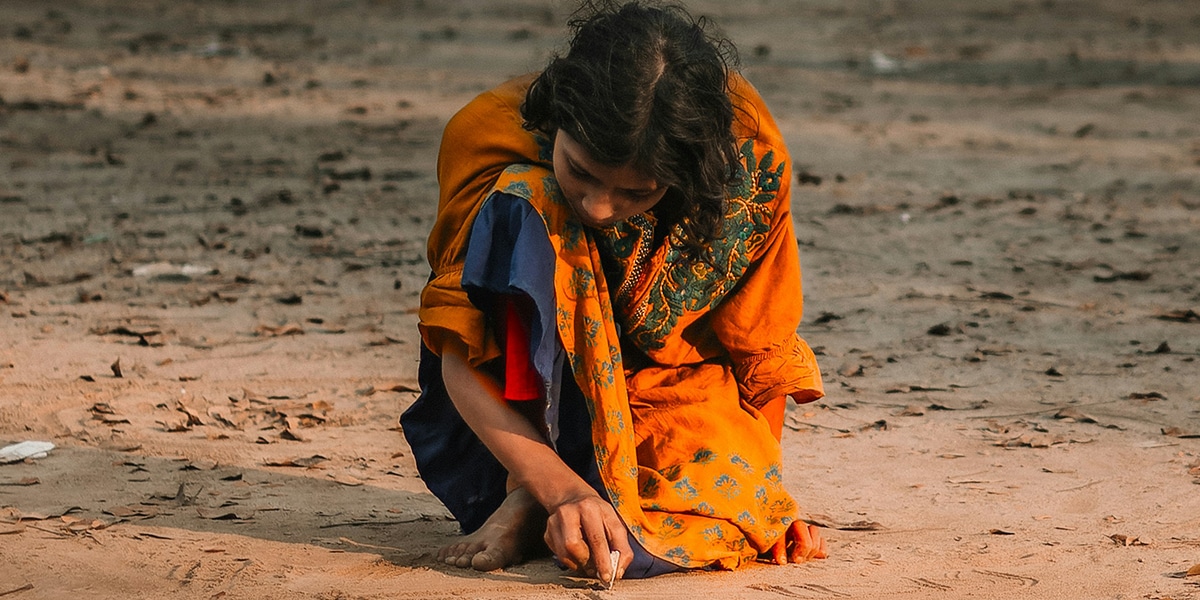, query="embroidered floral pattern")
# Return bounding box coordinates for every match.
[594,140,784,353]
